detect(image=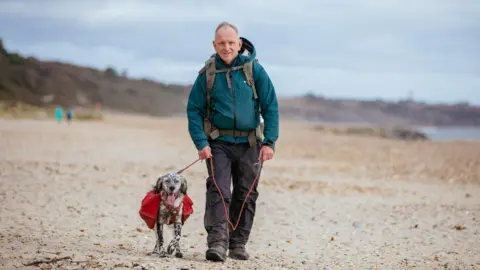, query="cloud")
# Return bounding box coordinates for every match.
[4,1,479,25]
[0,0,479,104]
[2,0,478,29]
[4,41,202,83]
